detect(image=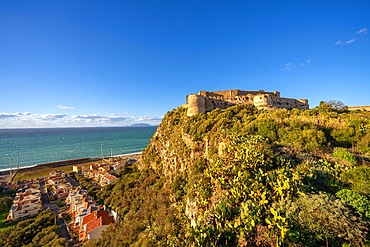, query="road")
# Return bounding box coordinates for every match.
[41,179,73,246]
[66,176,79,188]
[56,214,72,245]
